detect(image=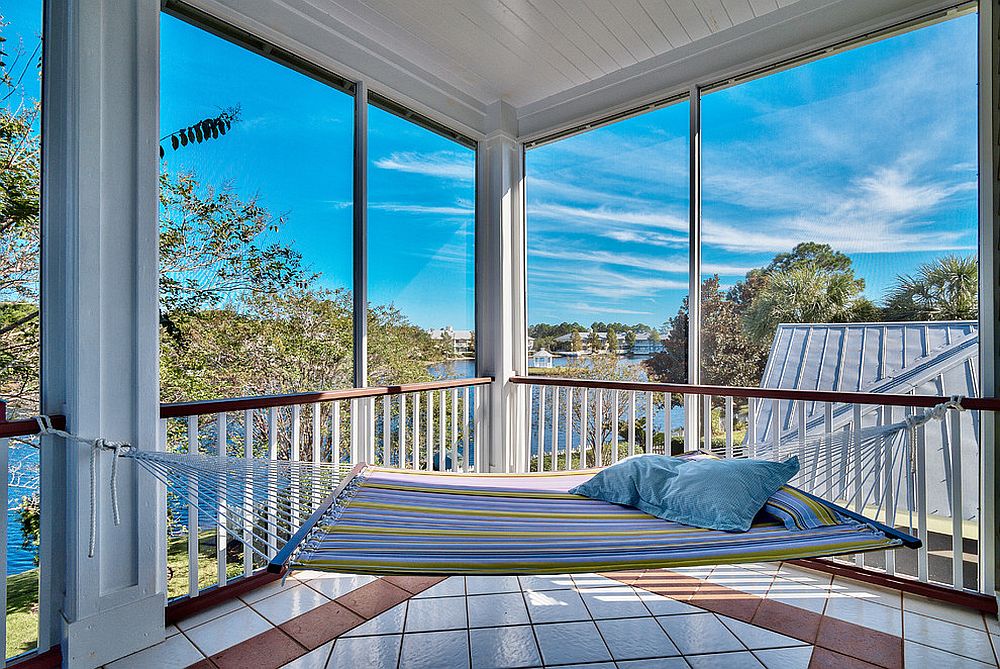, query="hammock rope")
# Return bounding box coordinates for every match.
[26,395,964,570]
